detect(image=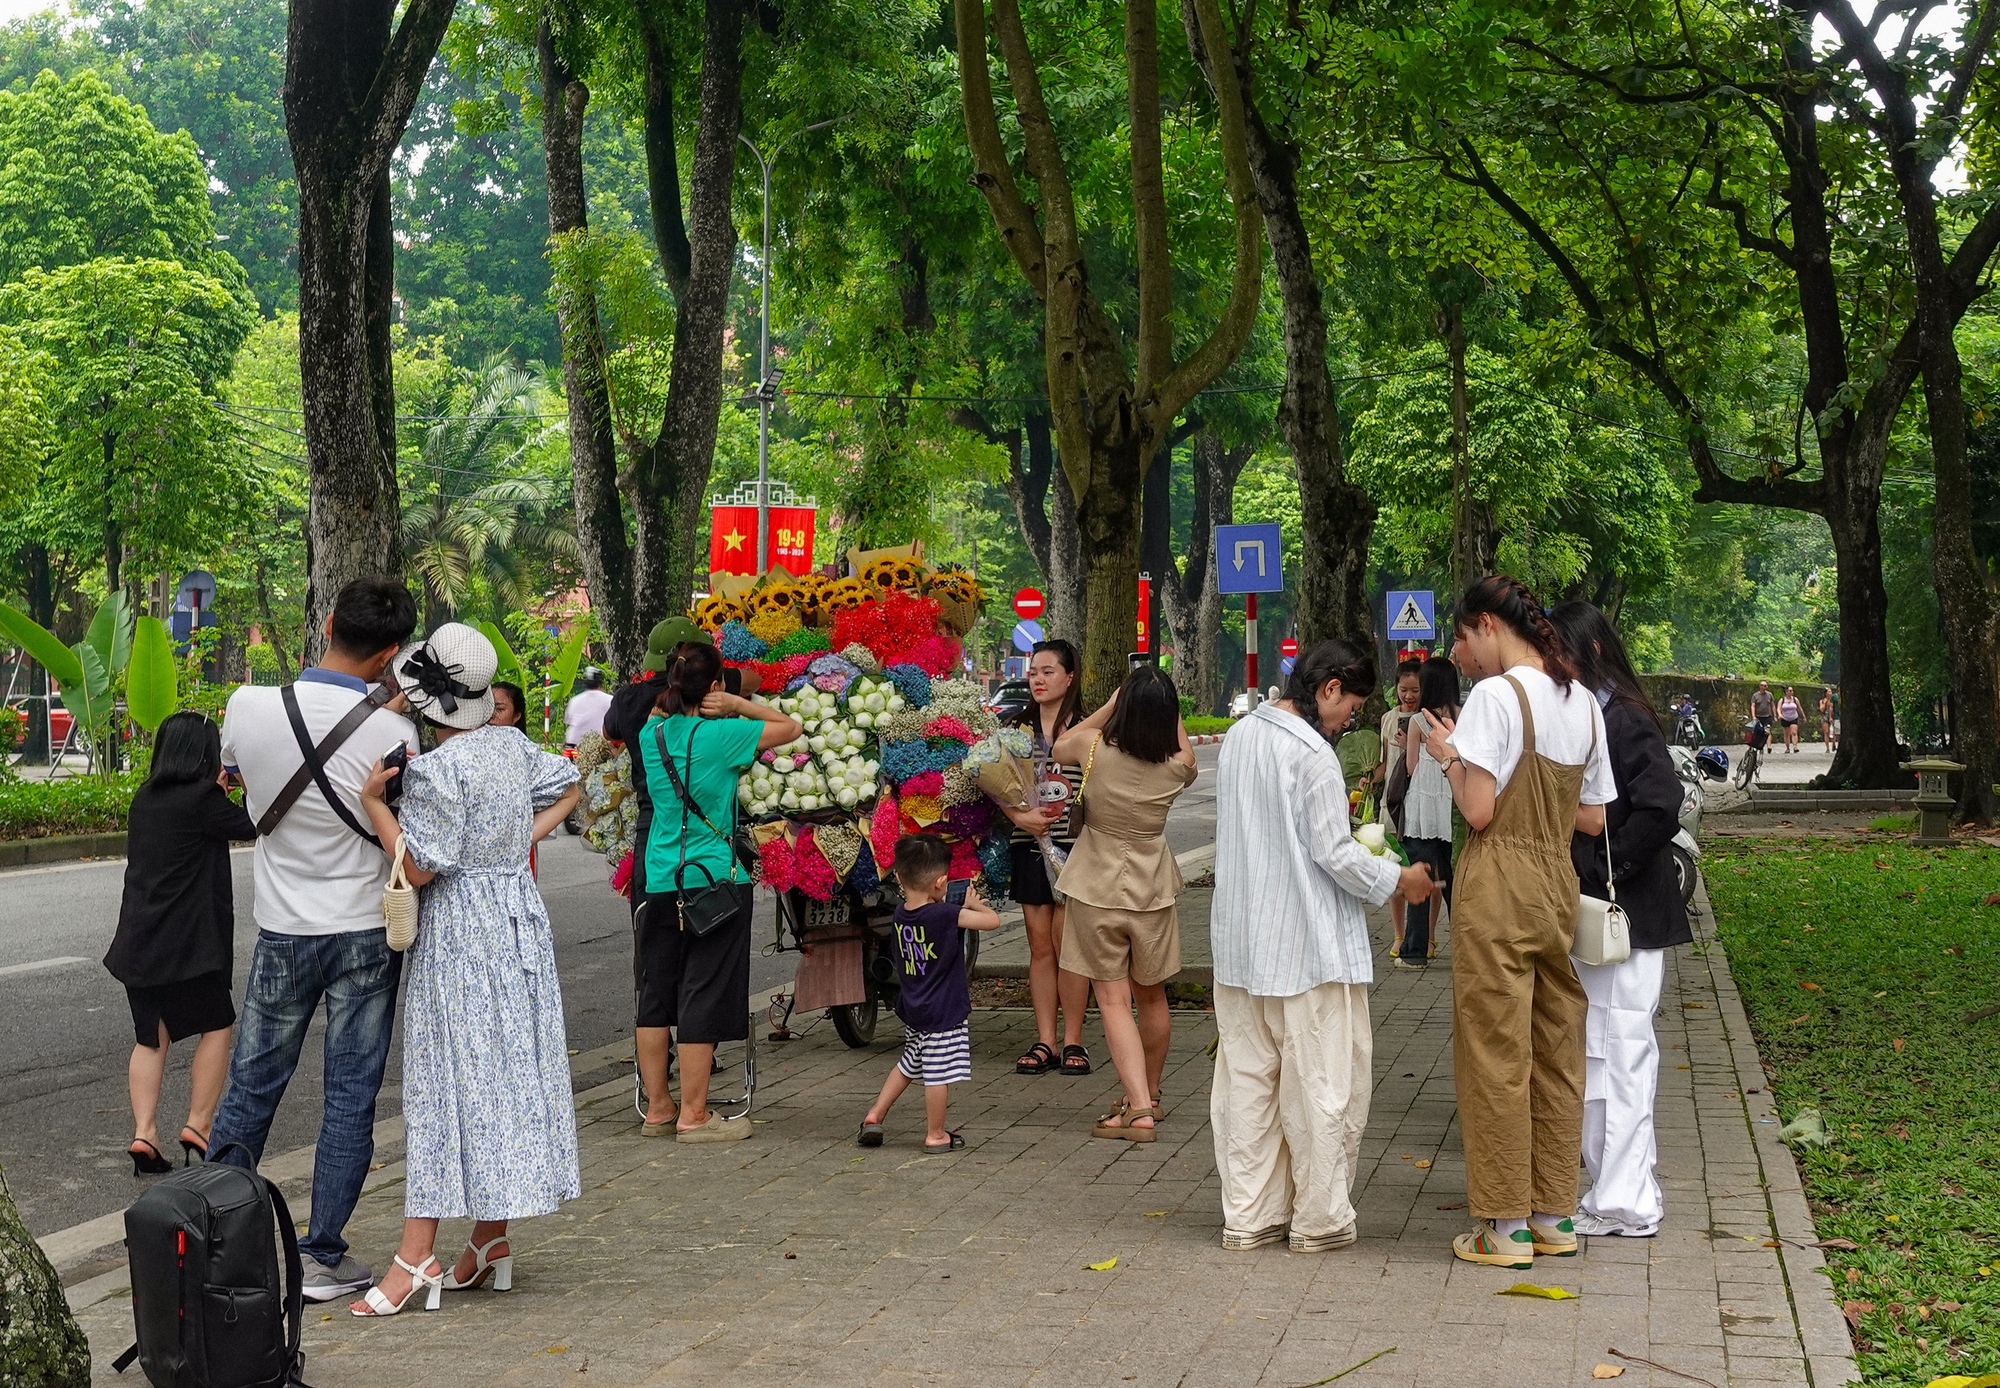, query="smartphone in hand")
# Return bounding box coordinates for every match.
[382,744,409,806]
